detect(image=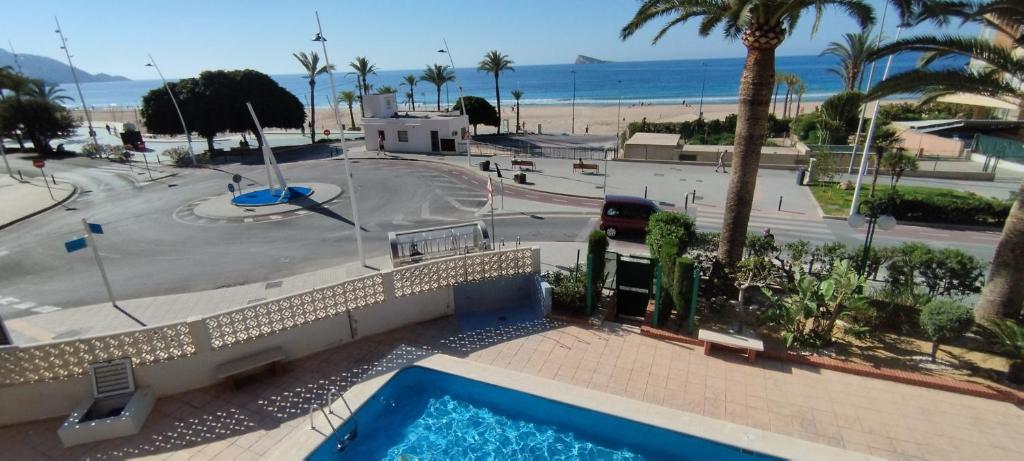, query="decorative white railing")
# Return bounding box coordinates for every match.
[0,248,538,387]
